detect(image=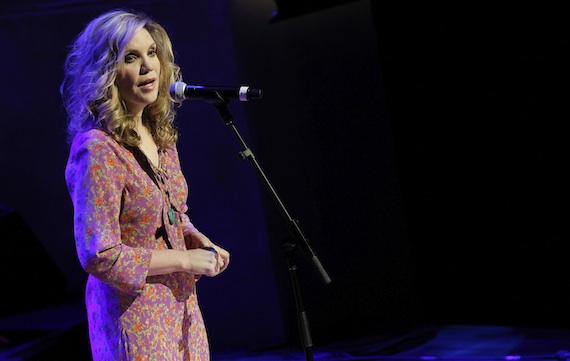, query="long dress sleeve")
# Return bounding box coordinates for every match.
[66,131,153,296]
